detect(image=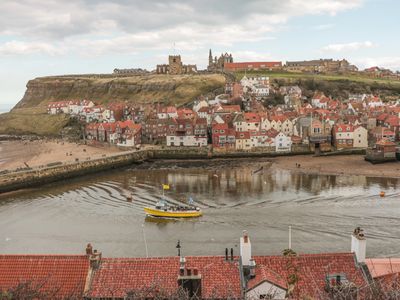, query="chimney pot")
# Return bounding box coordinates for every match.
[86,243,93,255]
[230,248,234,261]
[351,227,366,263]
[240,230,252,266]
[225,248,228,260]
